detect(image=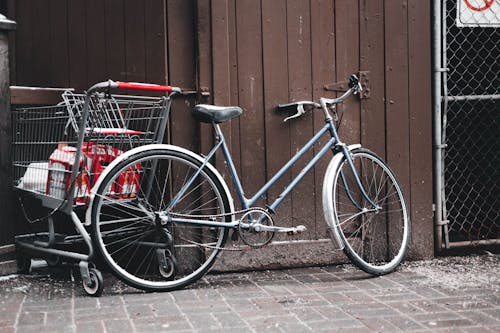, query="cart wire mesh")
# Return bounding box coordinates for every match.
[12,91,171,209]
